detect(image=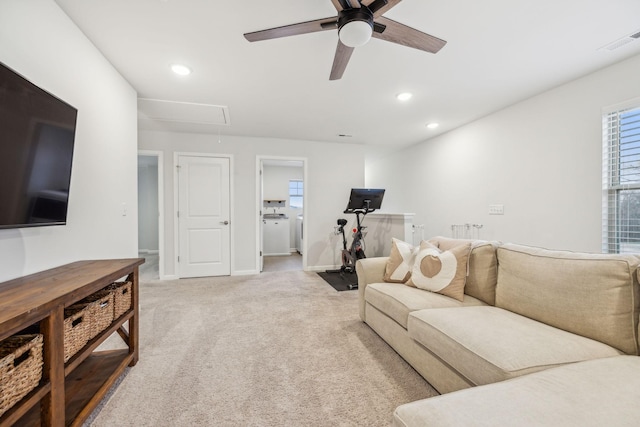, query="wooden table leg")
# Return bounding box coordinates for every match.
[128,269,139,367]
[41,305,65,427]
